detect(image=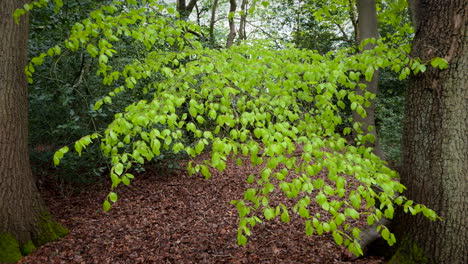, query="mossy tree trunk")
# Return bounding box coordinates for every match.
[0,1,68,262]
[391,1,467,263]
